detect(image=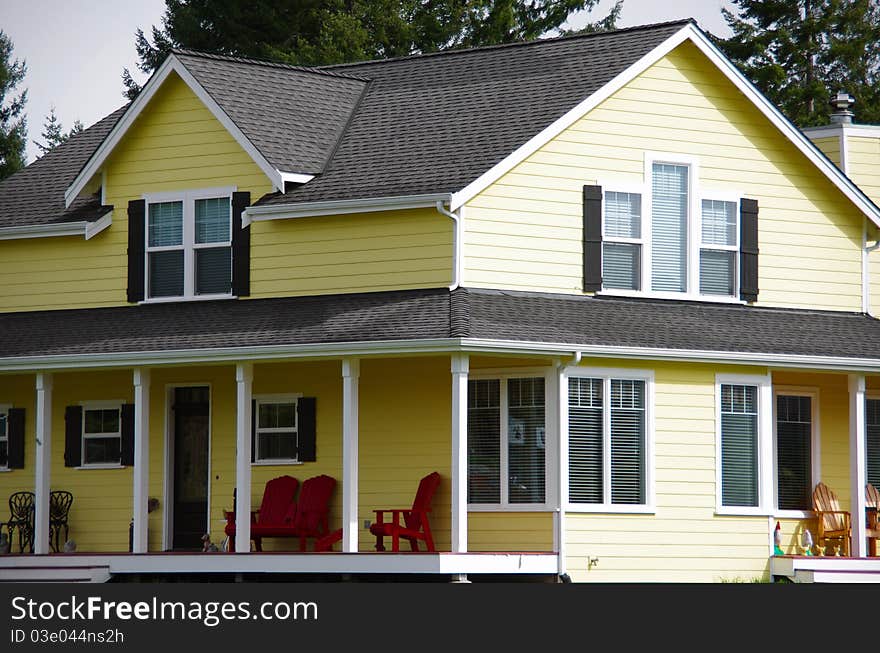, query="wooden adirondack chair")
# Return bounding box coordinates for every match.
[224,475,298,552]
[290,474,336,552]
[866,483,880,557]
[812,482,852,556]
[370,472,441,552]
